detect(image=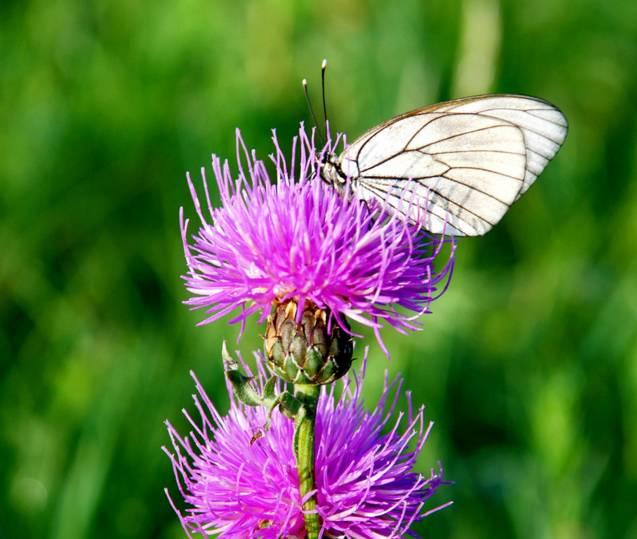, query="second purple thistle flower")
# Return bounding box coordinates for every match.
[181,125,455,357]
